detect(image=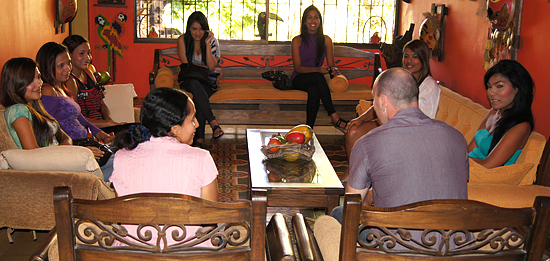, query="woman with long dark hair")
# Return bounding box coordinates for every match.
[291,5,348,130]
[36,42,115,180]
[1,57,71,149]
[468,59,534,167]
[177,11,223,148]
[63,35,129,134]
